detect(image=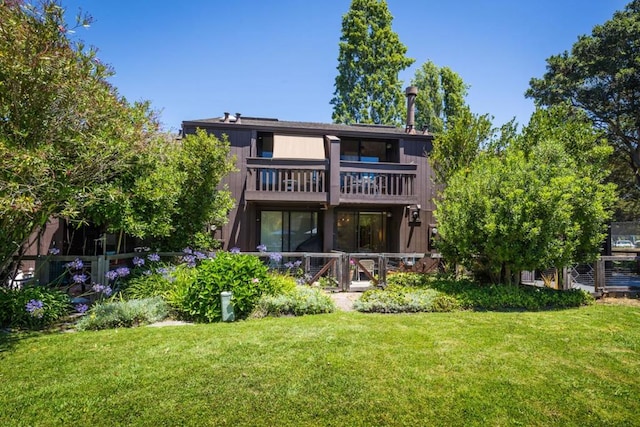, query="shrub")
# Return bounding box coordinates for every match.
[167,252,273,322]
[386,272,430,288]
[124,265,197,300]
[0,286,71,330]
[265,273,298,295]
[124,272,174,299]
[251,286,336,318]
[388,273,594,310]
[75,297,169,331]
[354,284,459,313]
